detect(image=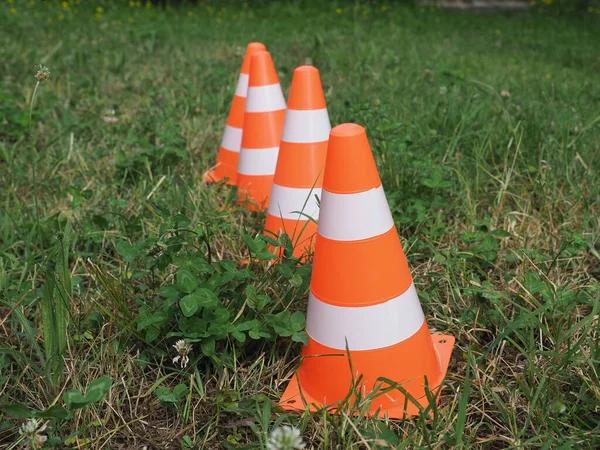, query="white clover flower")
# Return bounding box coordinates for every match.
[172,339,192,368]
[19,419,48,449]
[34,65,50,83]
[267,425,306,450]
[439,86,447,95]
